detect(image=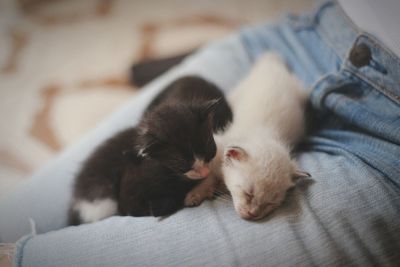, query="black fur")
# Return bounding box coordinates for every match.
[71,128,139,203]
[69,127,198,225]
[136,76,232,174]
[144,76,232,132]
[119,159,198,217]
[69,76,232,224]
